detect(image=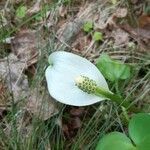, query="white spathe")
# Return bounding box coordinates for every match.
[45,51,109,106]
